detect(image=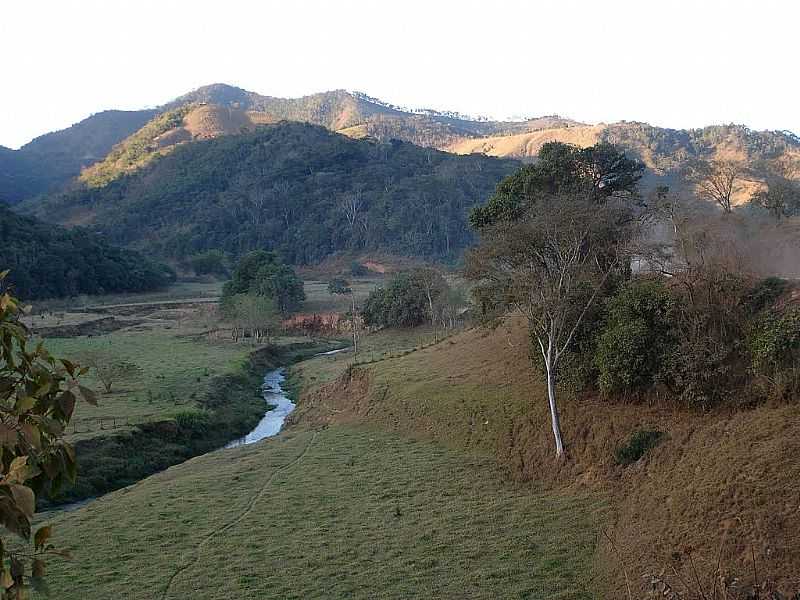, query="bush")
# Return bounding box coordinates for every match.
[350,262,369,277]
[744,276,789,314]
[595,279,676,397]
[748,307,800,400]
[614,430,664,465]
[222,250,305,315]
[361,269,447,328]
